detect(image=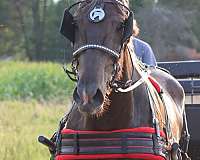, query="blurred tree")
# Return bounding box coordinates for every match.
[135,0,200,61]
[158,0,200,52]
[129,0,143,12]
[31,0,46,60]
[12,0,31,59]
[0,1,20,57]
[0,0,199,61]
[42,0,72,61]
[130,0,155,12]
[158,0,200,10]
[0,0,73,61]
